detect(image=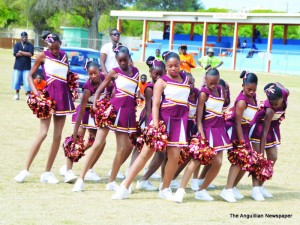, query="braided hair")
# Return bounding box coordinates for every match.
[84,61,100,71]
[264,83,282,101]
[146,56,165,71]
[205,65,219,77]
[240,70,258,85]
[113,45,129,57]
[164,51,180,62]
[42,31,60,45]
